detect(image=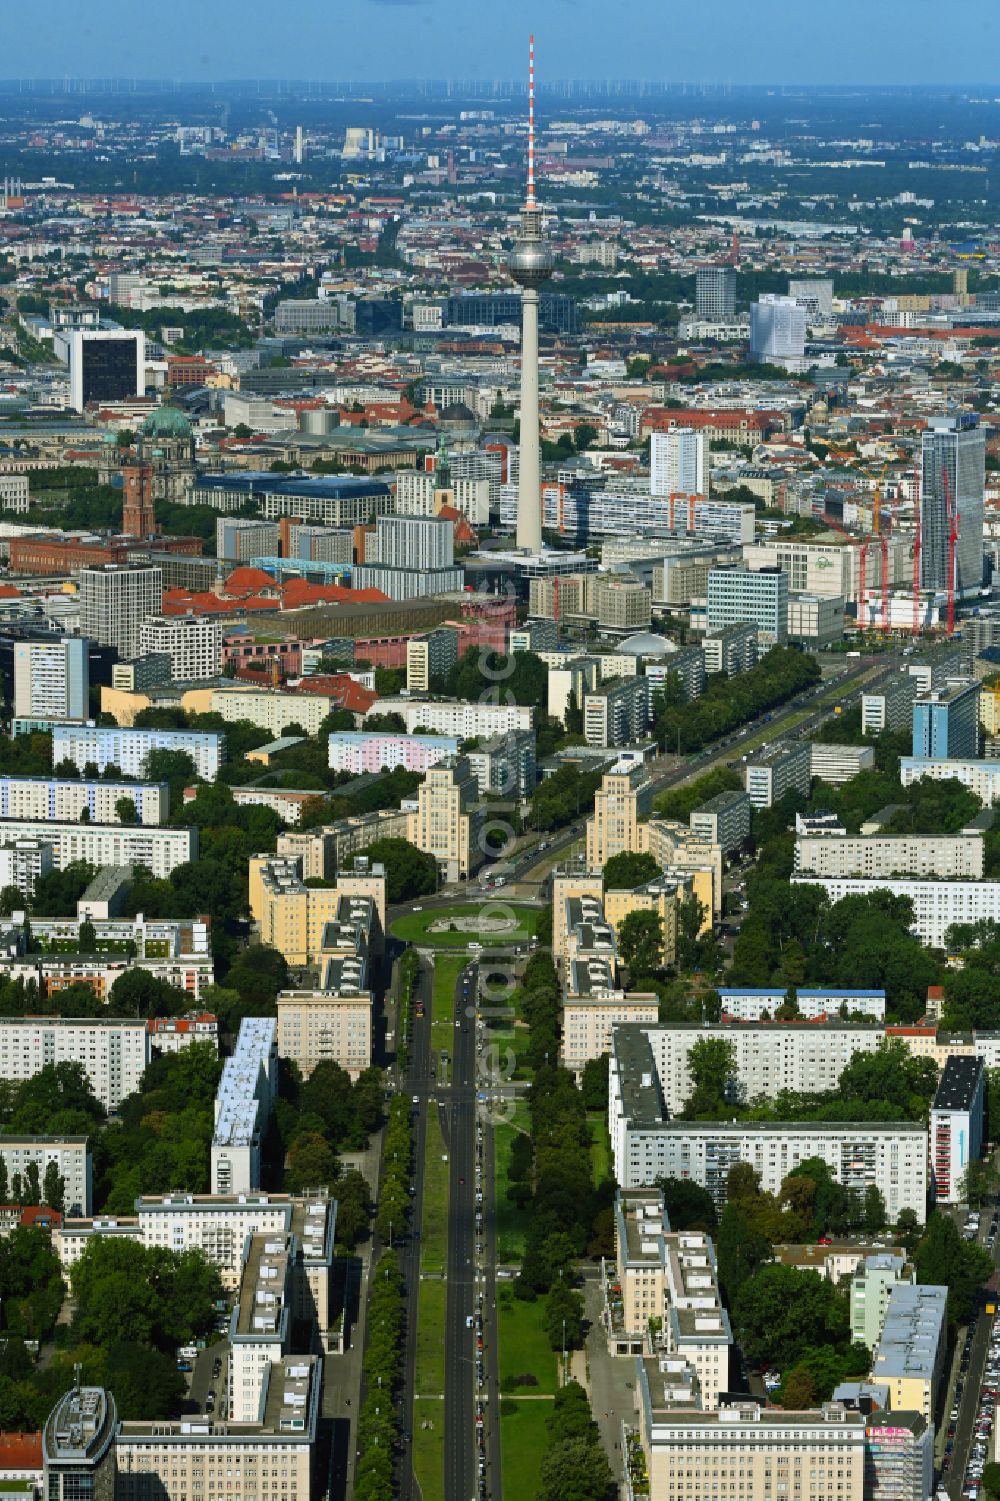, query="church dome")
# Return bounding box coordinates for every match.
[141,405,192,440]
